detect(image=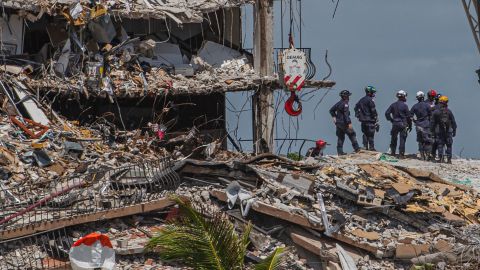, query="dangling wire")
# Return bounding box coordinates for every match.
[333,0,341,19]
[289,0,294,48]
[281,0,284,49]
[299,0,302,48]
